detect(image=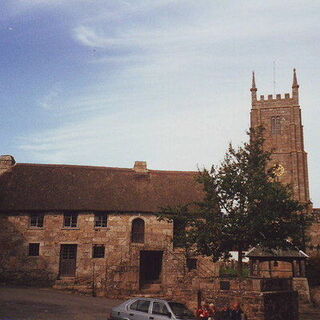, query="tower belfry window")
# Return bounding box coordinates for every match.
[271,116,281,135]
